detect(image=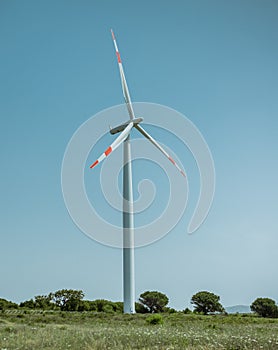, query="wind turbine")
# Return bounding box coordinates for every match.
[90,30,185,314]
